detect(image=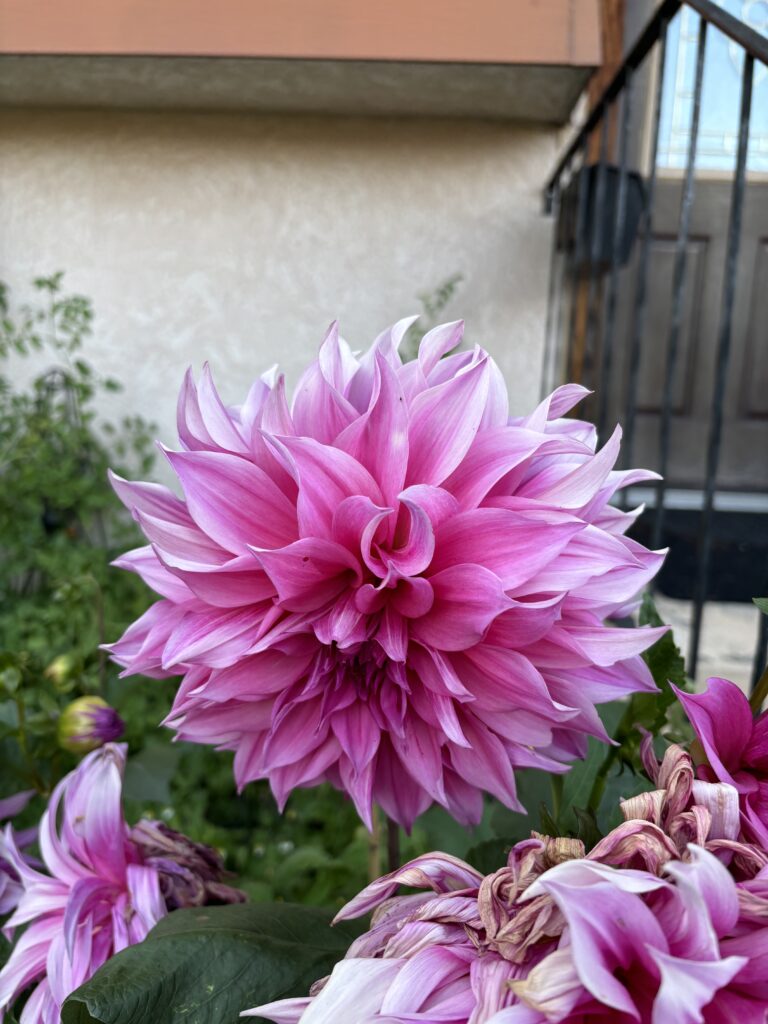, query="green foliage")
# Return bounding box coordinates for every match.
[61,903,365,1024]
[754,597,768,616]
[0,275,156,799]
